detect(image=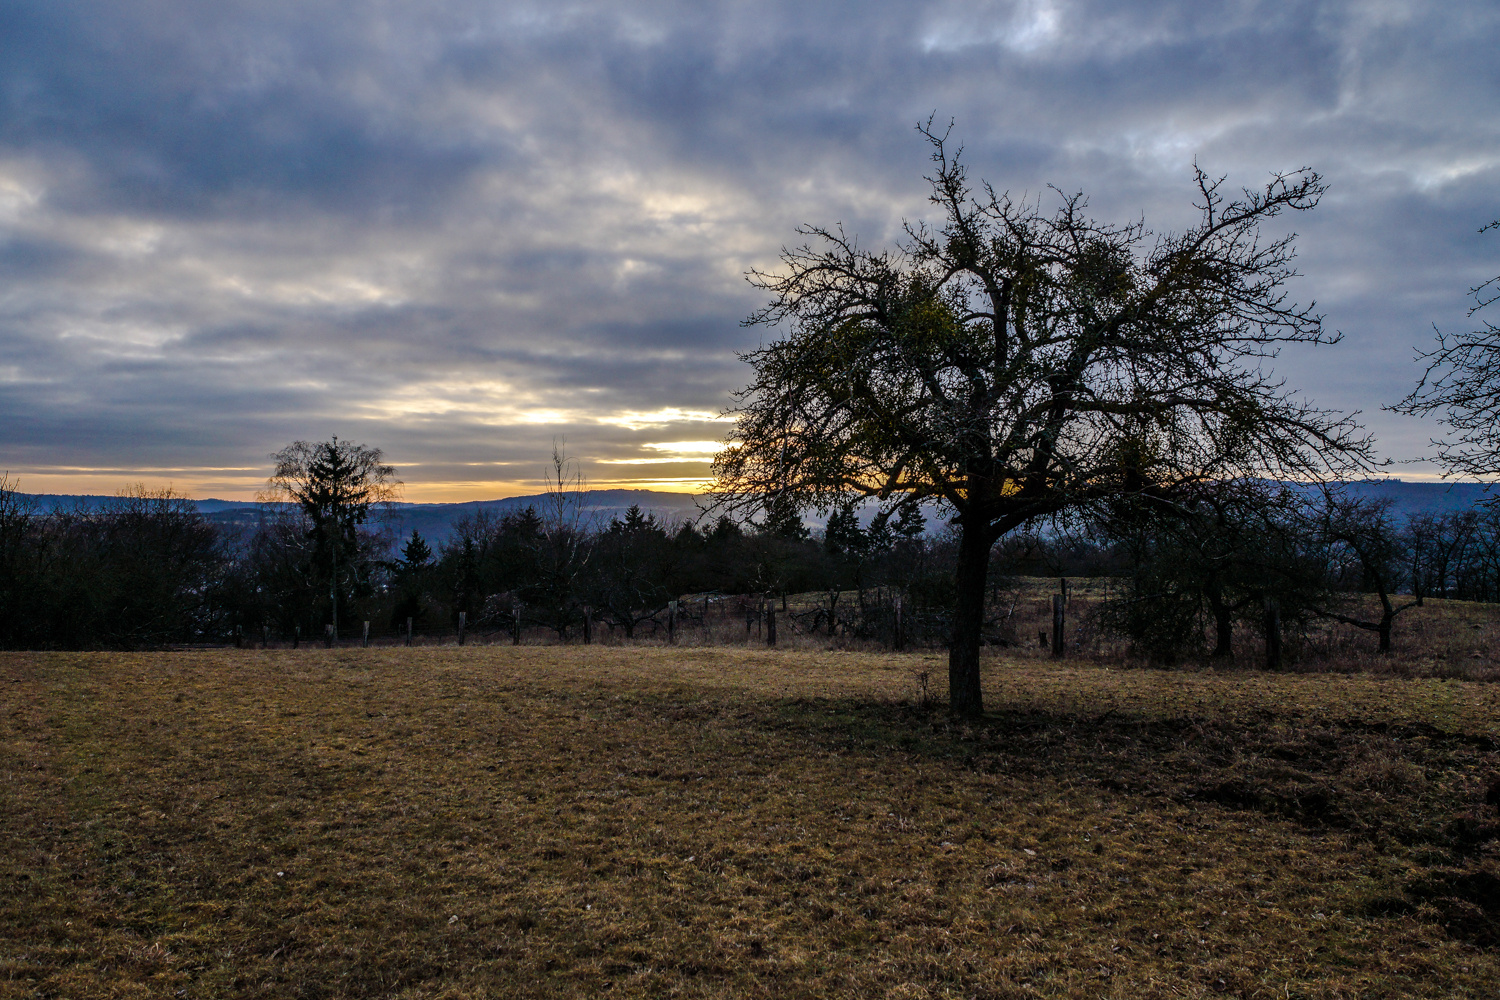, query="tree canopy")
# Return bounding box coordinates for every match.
[713,123,1373,714]
[262,436,401,637]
